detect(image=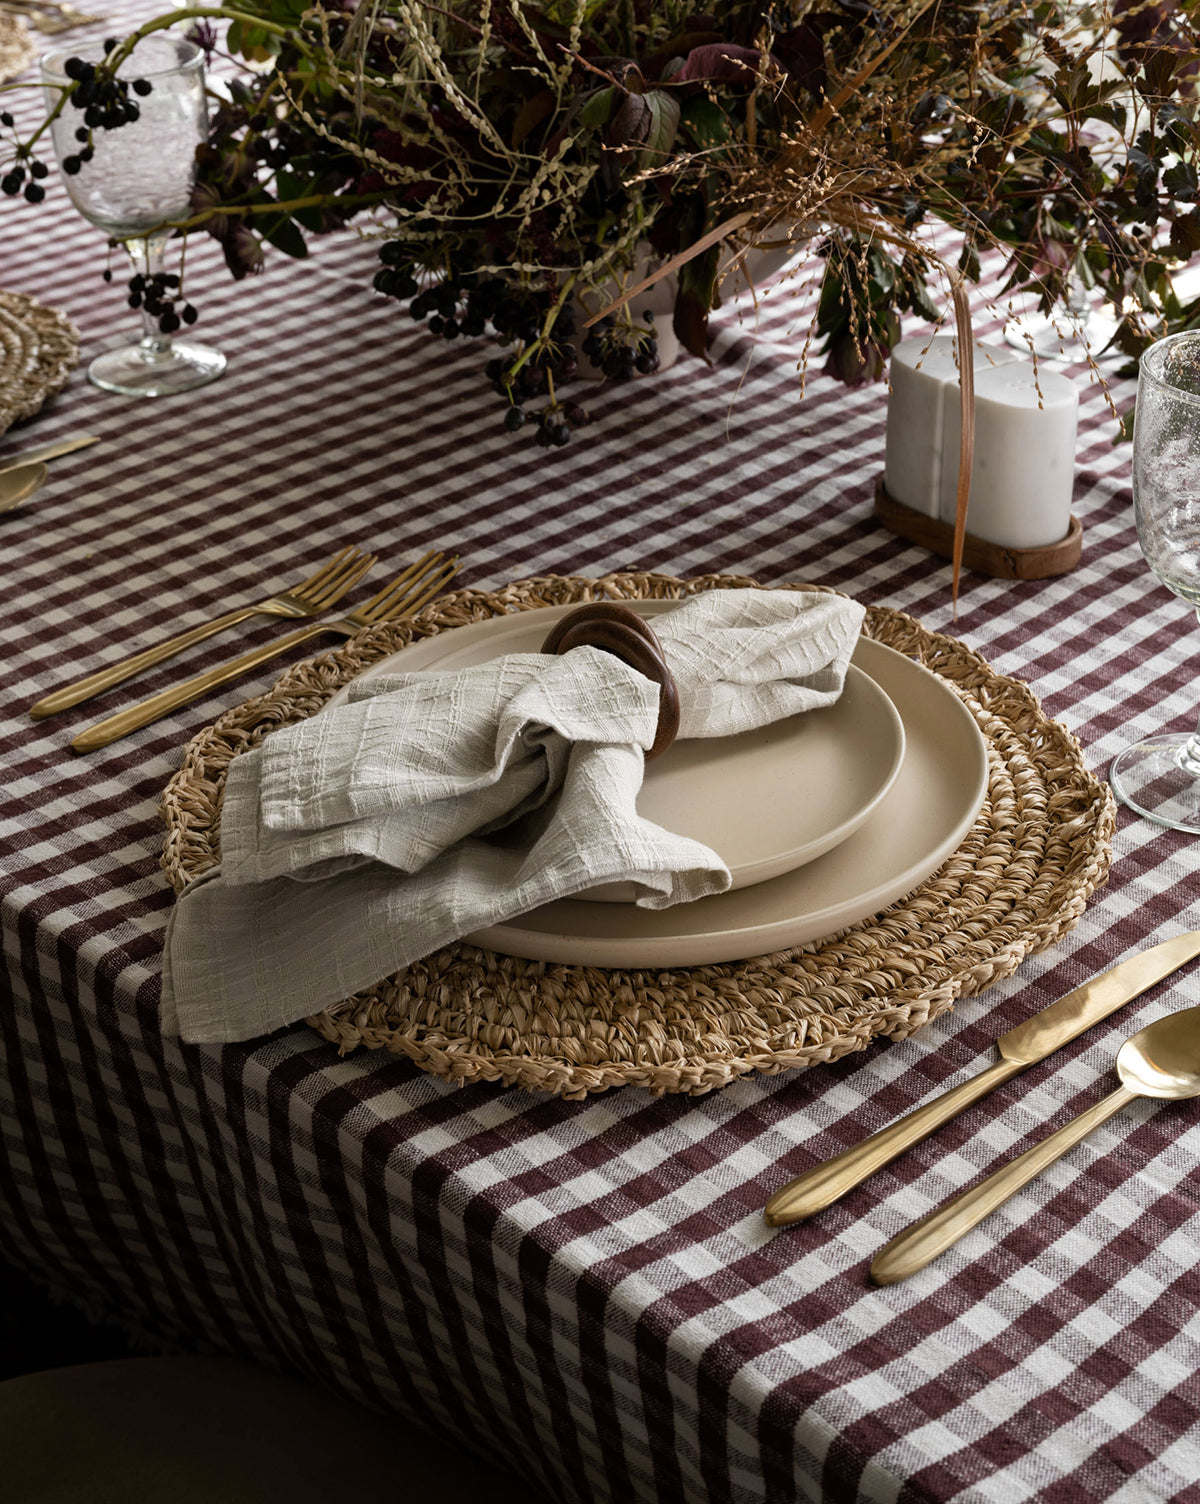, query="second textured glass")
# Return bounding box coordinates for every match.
[1110,331,1200,833]
[41,34,225,396]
